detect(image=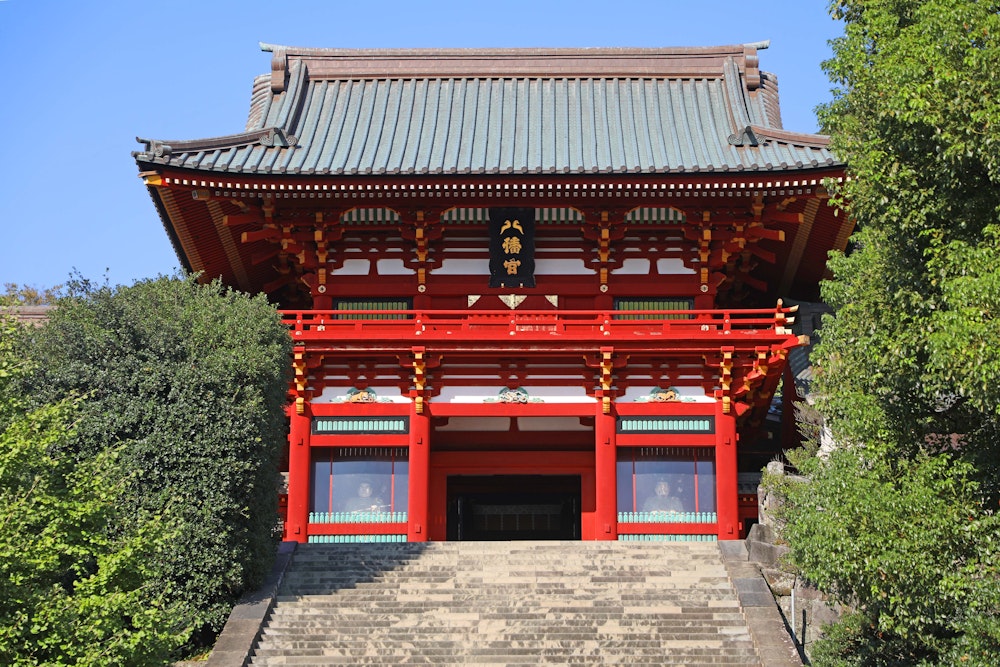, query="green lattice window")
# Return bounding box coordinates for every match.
[335,298,412,320]
[614,298,693,320]
[617,417,715,434]
[312,417,409,435]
